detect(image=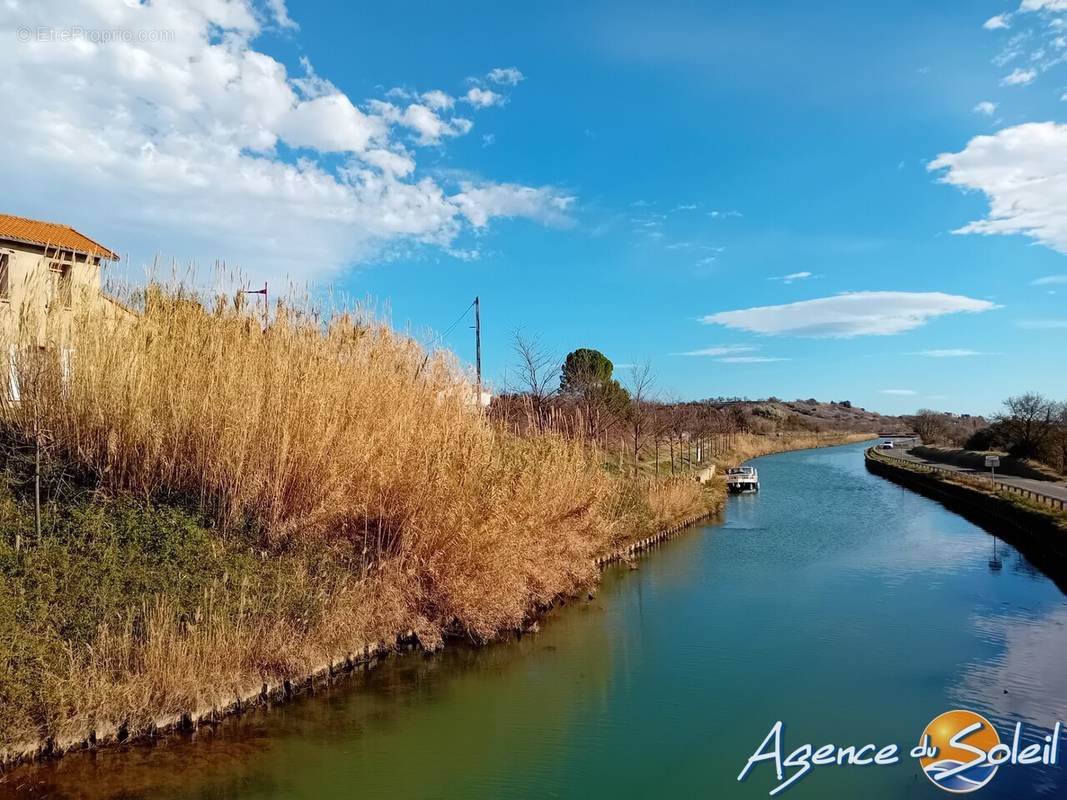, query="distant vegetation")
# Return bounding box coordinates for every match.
[497,334,896,475]
[905,393,1067,476]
